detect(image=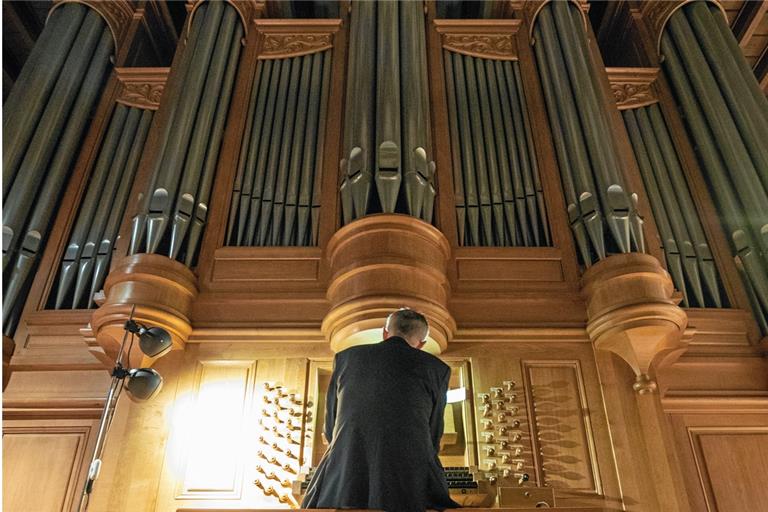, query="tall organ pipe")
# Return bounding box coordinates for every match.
[660,1,768,327]
[624,106,725,308]
[532,1,644,264]
[225,50,332,247]
[51,107,153,309]
[2,3,113,334]
[129,2,244,265]
[443,51,550,247]
[339,1,435,224]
